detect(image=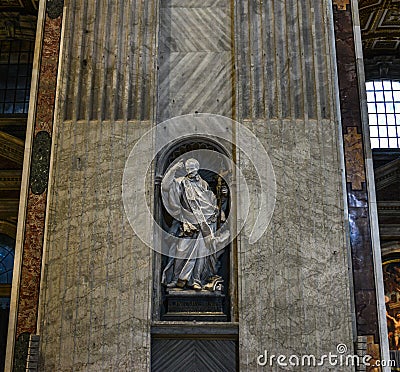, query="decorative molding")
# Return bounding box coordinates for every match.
[344,127,367,190]
[378,201,400,209]
[0,170,22,190]
[0,131,24,165]
[374,158,400,190]
[377,202,400,219]
[379,225,400,240]
[381,241,400,257]
[0,118,28,127]
[364,56,400,80]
